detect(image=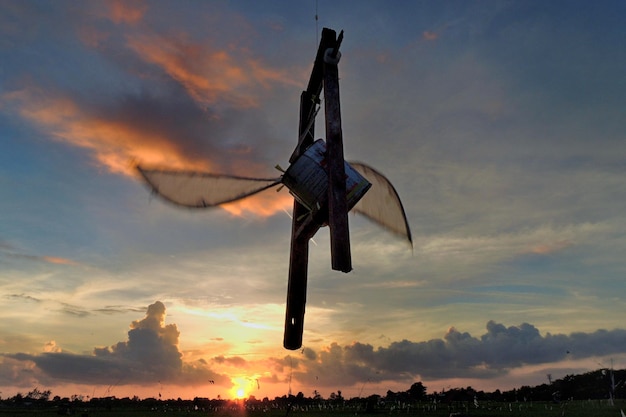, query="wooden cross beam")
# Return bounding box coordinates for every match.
[283,28,348,350]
